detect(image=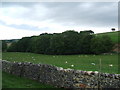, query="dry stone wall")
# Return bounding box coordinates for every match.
[2,60,120,88]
